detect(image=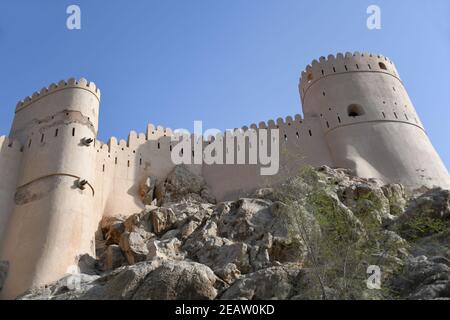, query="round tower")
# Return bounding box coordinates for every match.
[300,52,450,189]
[0,78,100,299]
